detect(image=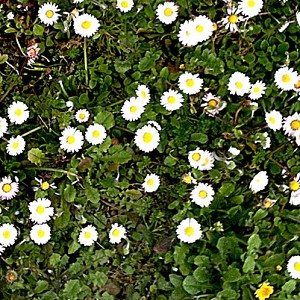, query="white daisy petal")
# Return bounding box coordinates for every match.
[249,171,268,193]
[176,218,202,243]
[28,198,54,224]
[116,0,134,13]
[6,136,26,156]
[287,256,300,279]
[265,110,282,131]
[160,89,184,111]
[192,15,214,43]
[0,224,18,247]
[135,85,151,105]
[121,97,145,121]
[228,72,251,96]
[249,80,266,100]
[7,101,29,125]
[0,176,19,200]
[190,183,215,207]
[238,0,263,18]
[0,117,8,138]
[109,223,127,244]
[73,13,100,38]
[75,109,90,123]
[142,174,160,192]
[274,66,298,91]
[59,126,84,153]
